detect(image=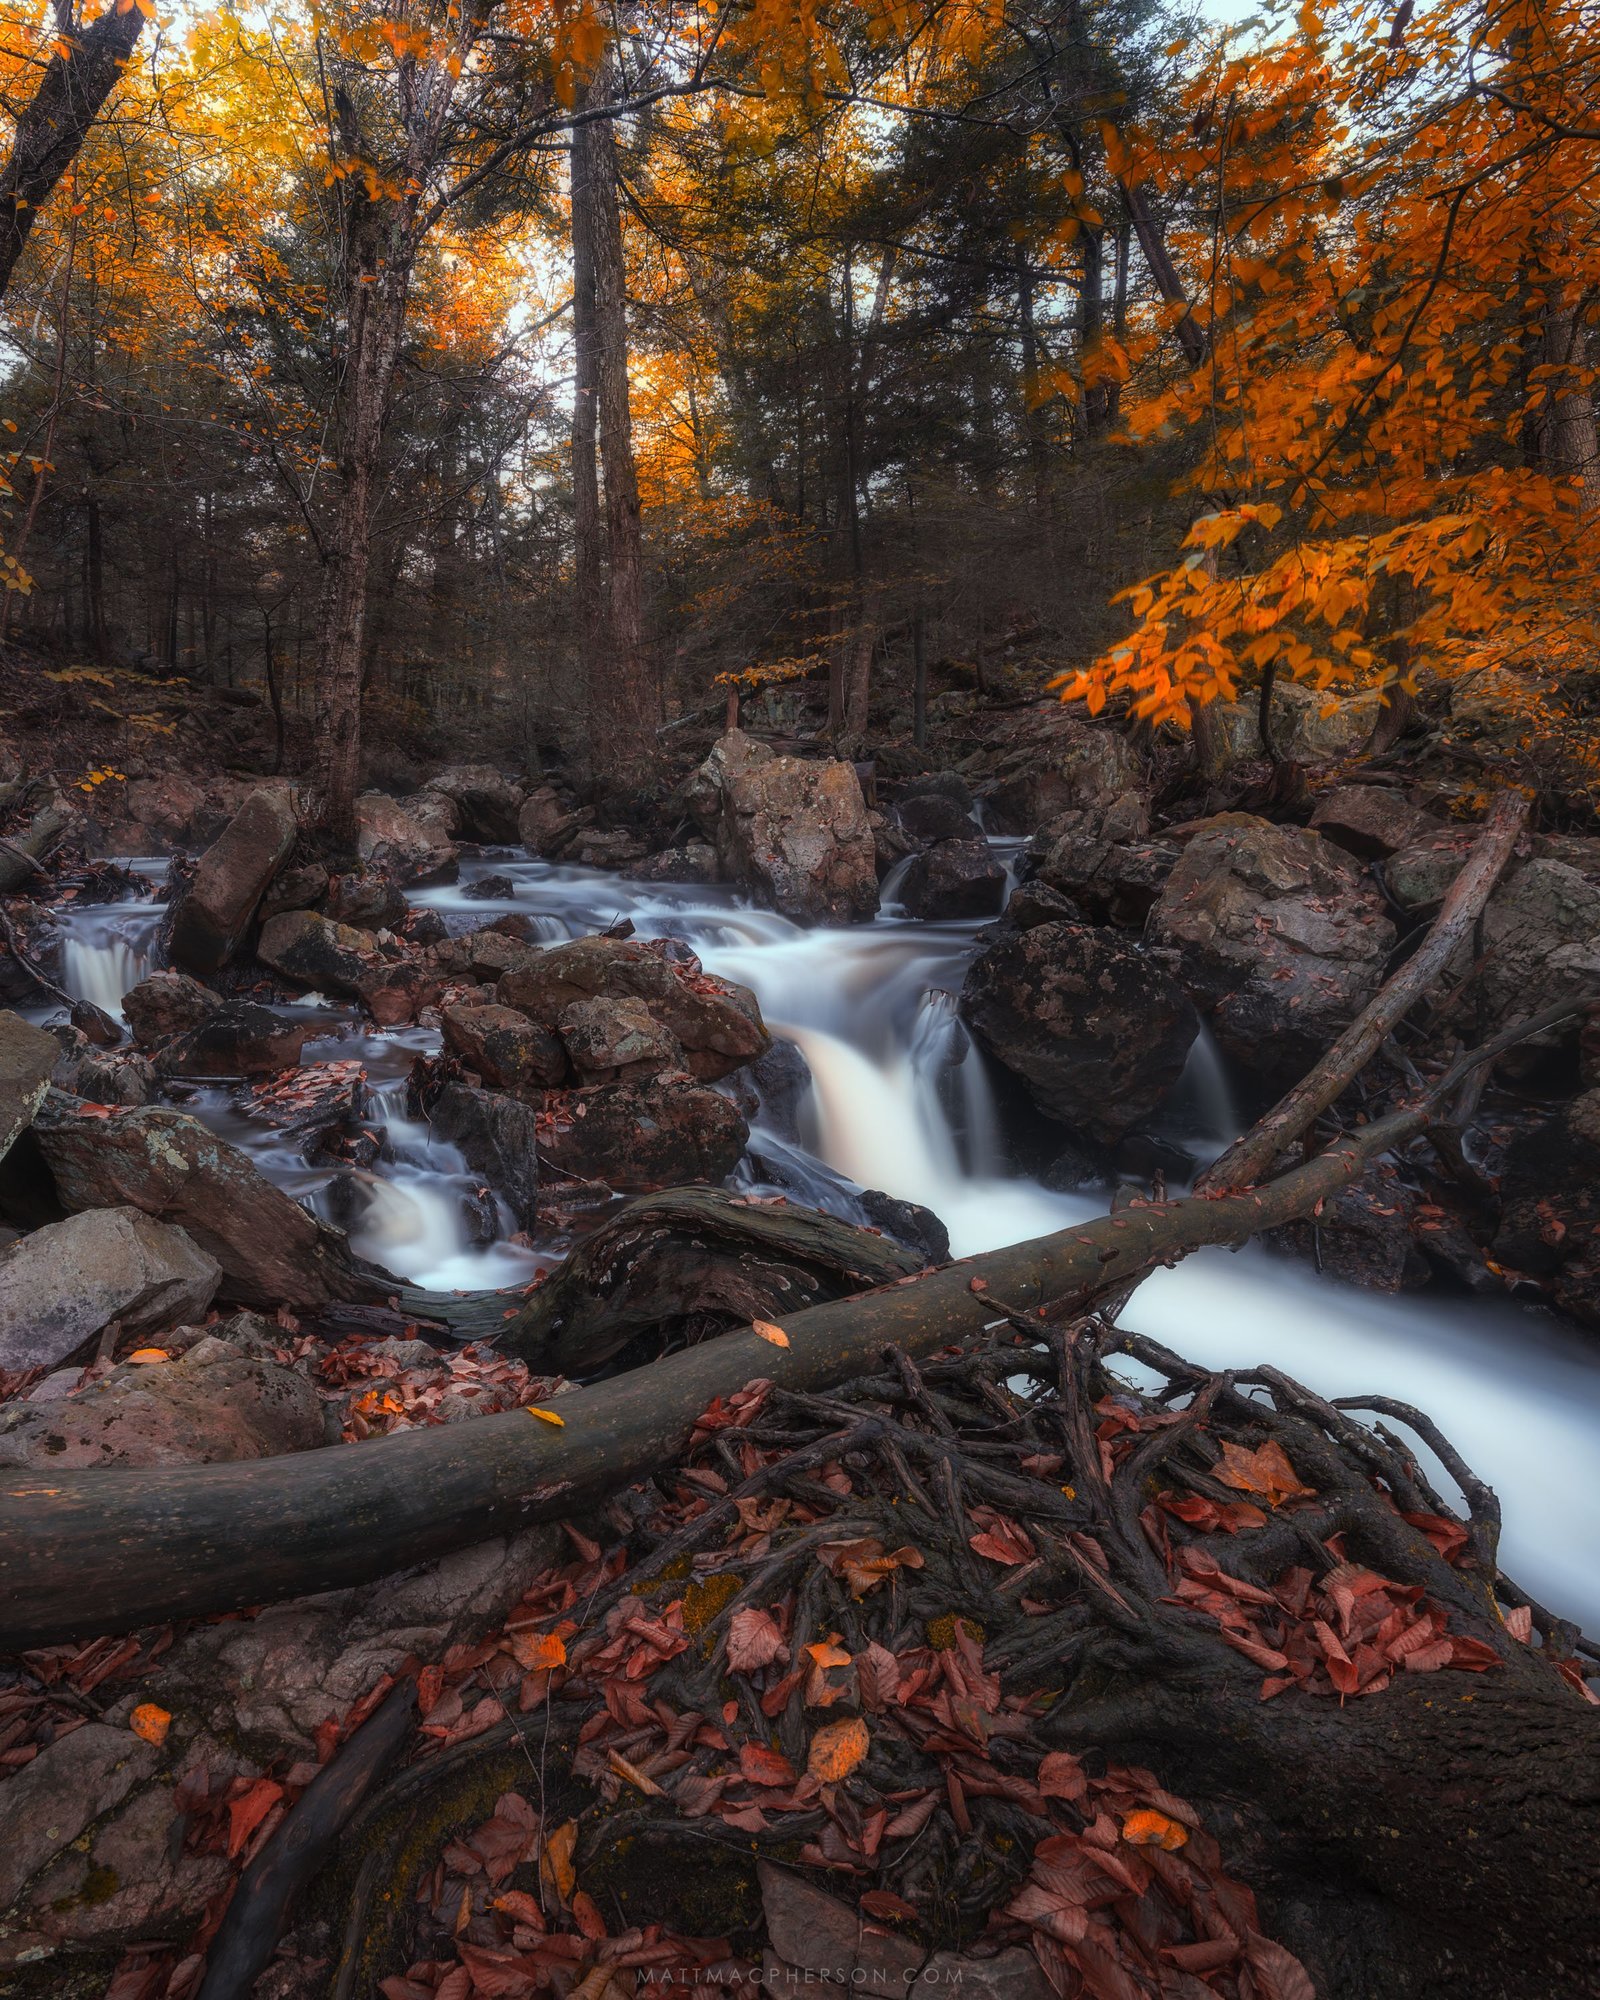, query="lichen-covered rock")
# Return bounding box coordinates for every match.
[497,935,768,1082]
[688,729,879,925]
[256,907,380,997]
[441,1001,567,1095]
[535,1074,748,1190]
[0,1206,220,1373]
[154,1001,308,1078]
[898,837,1007,920]
[167,787,297,974]
[424,763,525,842]
[123,970,220,1044]
[1150,816,1395,1077]
[355,789,459,883]
[962,922,1197,1143]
